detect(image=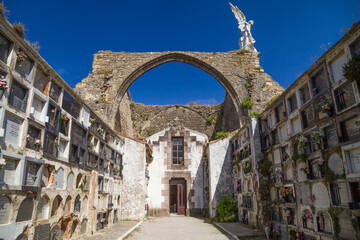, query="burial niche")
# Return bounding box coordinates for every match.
[16,198,34,222]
